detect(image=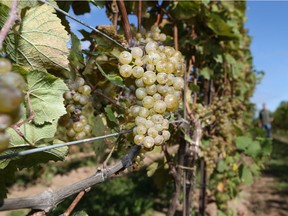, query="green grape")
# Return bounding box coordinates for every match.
[147,127,158,138]
[73,121,84,133]
[66,104,75,113]
[119,51,133,64]
[154,135,164,145]
[142,71,156,85]
[0,86,23,113]
[0,72,26,91]
[138,107,149,118]
[134,134,144,145]
[173,77,184,91]
[156,73,168,85]
[0,114,12,131]
[135,88,147,100]
[75,131,86,140]
[146,84,157,95]
[136,125,147,135]
[119,64,133,78]
[145,41,158,54]
[66,128,76,138]
[79,95,89,105]
[0,58,12,74]
[164,94,179,111]
[142,96,154,109]
[78,85,91,96]
[75,77,85,87]
[131,47,143,59]
[83,124,92,135]
[64,91,73,100]
[143,136,155,148]
[0,132,9,152]
[162,130,171,141]
[153,100,166,114]
[135,78,145,88]
[132,66,144,78]
[72,93,81,102]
